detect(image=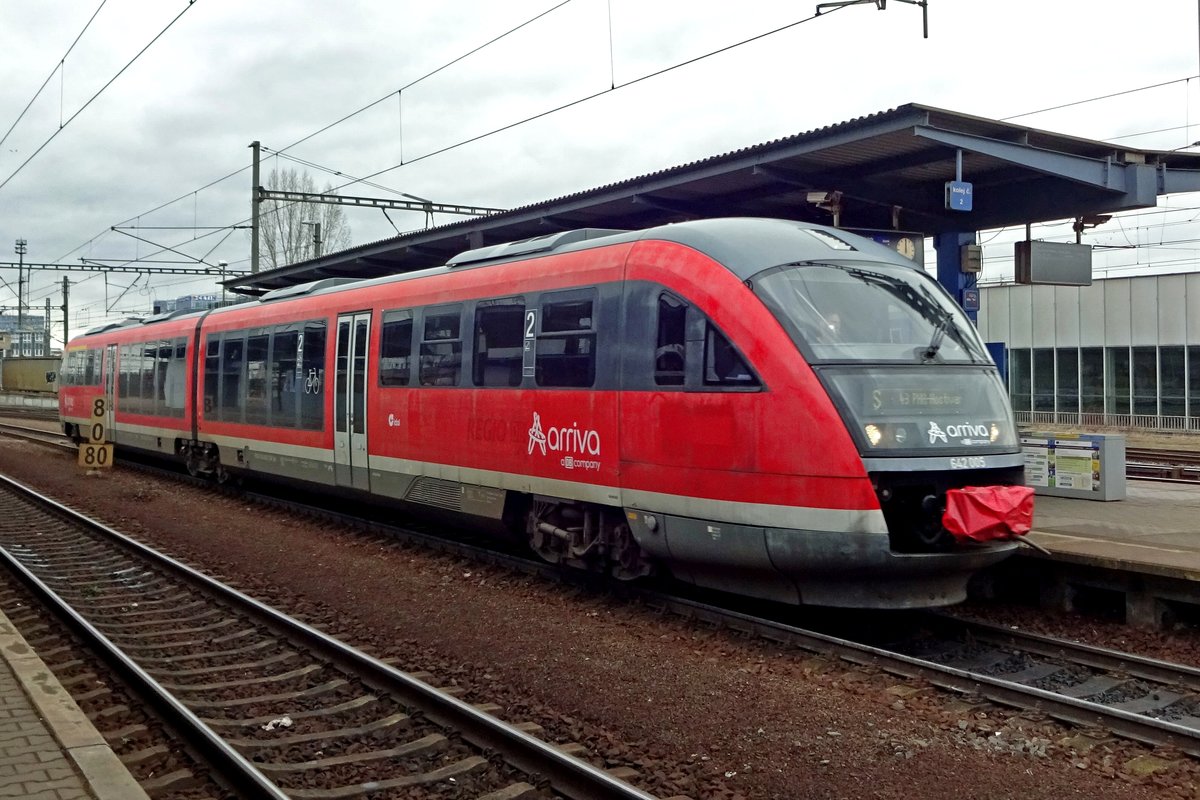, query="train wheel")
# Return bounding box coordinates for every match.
[526,500,654,579]
[526,500,565,565]
[610,521,654,581]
